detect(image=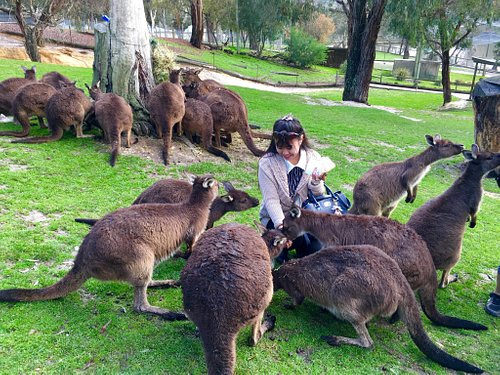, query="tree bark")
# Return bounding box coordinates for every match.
[441,49,452,105]
[342,0,387,104]
[190,0,203,48]
[24,27,41,62]
[473,94,500,152]
[93,0,155,136]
